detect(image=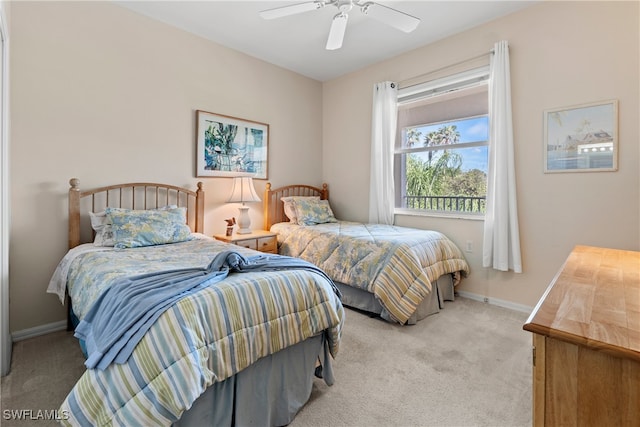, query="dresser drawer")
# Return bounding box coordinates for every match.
[257,236,277,253]
[234,238,258,250]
